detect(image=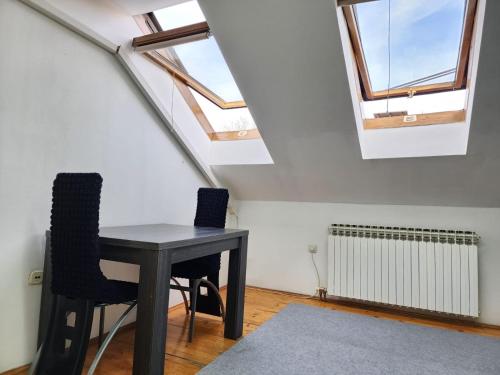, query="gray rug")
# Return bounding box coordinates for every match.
[198,303,500,375]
